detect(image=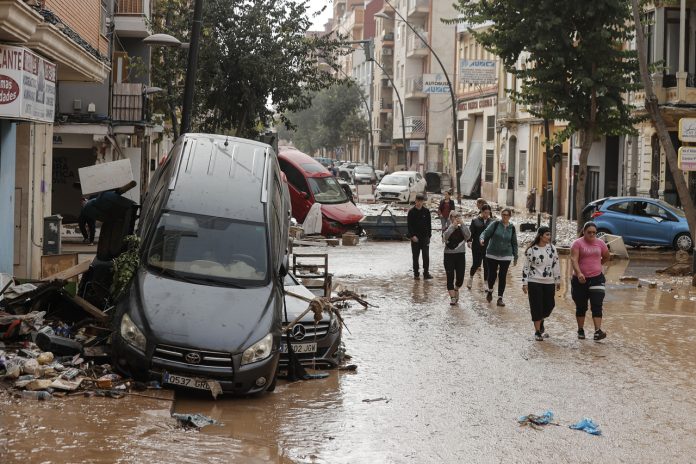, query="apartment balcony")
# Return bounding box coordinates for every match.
[382,31,394,43]
[405,76,426,99]
[497,98,516,121]
[380,98,393,112]
[112,83,144,122]
[406,31,428,59]
[405,116,426,139]
[632,72,696,123]
[377,131,392,147]
[114,0,151,38]
[407,0,429,19]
